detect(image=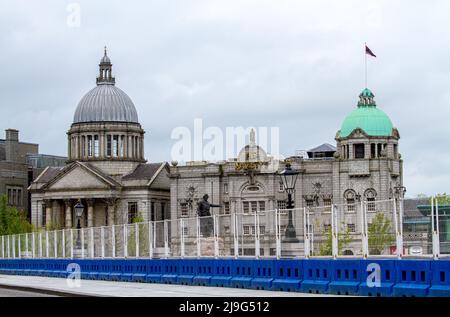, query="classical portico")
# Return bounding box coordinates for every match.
[29,49,170,229]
